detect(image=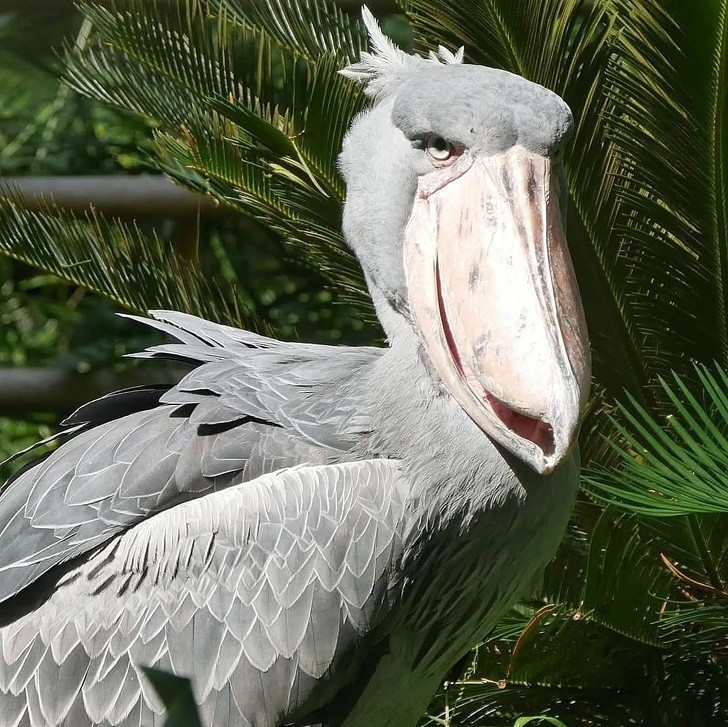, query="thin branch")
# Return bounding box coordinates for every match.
[507,604,557,679]
[0,176,226,219]
[0,367,183,415]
